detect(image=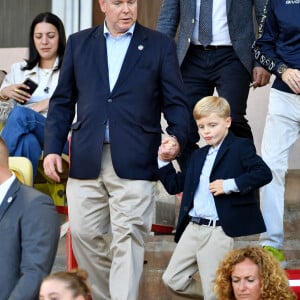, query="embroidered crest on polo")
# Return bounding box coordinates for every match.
[7,197,13,203]
[138,45,144,51]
